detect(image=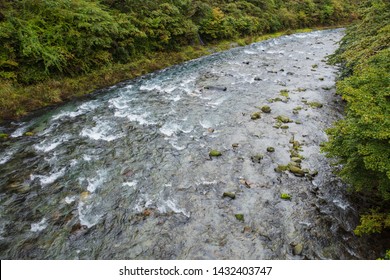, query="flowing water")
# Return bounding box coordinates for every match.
[0,29,382,259]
